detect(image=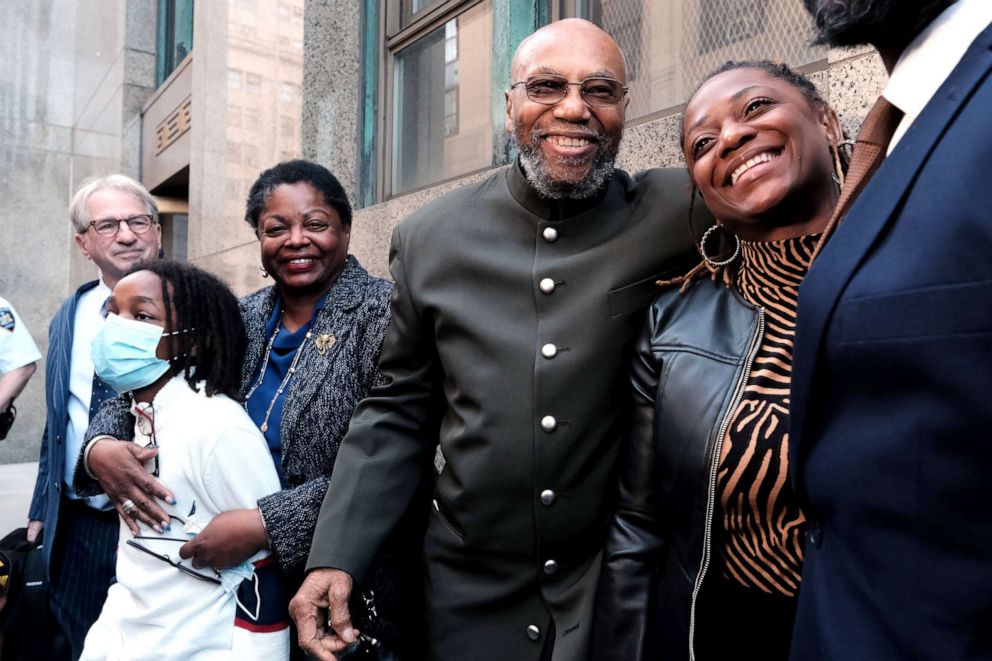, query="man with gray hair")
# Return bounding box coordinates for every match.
[291,18,708,661]
[28,174,161,658]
